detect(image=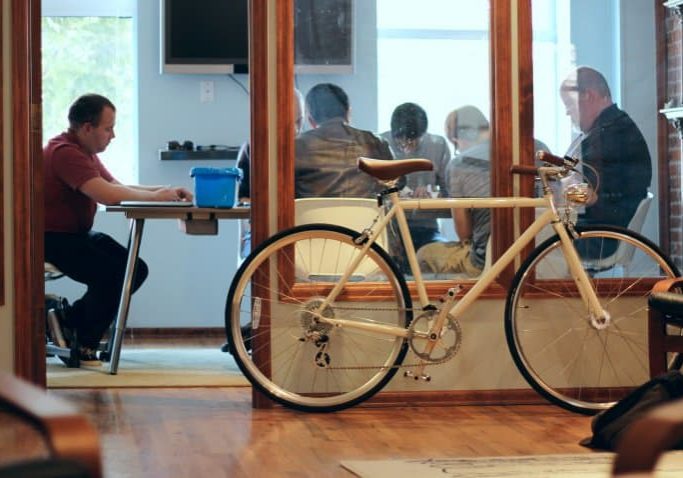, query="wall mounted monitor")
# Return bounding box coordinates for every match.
[160,0,248,74]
